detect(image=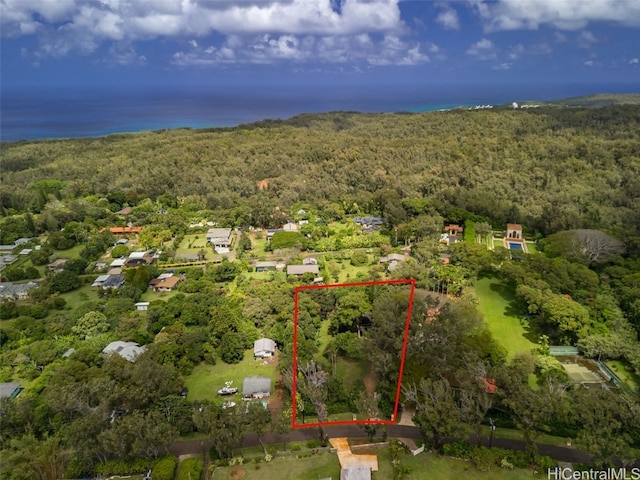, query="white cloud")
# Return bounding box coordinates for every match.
[2,0,423,66]
[436,7,460,31]
[630,58,639,64]
[172,32,430,66]
[584,60,594,67]
[473,0,640,31]
[576,30,598,48]
[466,38,496,60]
[492,62,512,70]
